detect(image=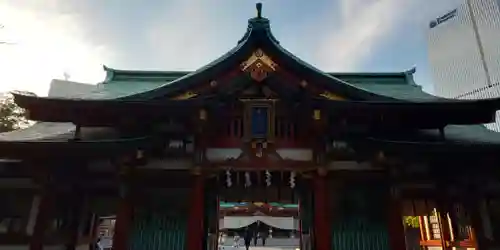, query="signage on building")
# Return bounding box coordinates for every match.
[430,9,457,28]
